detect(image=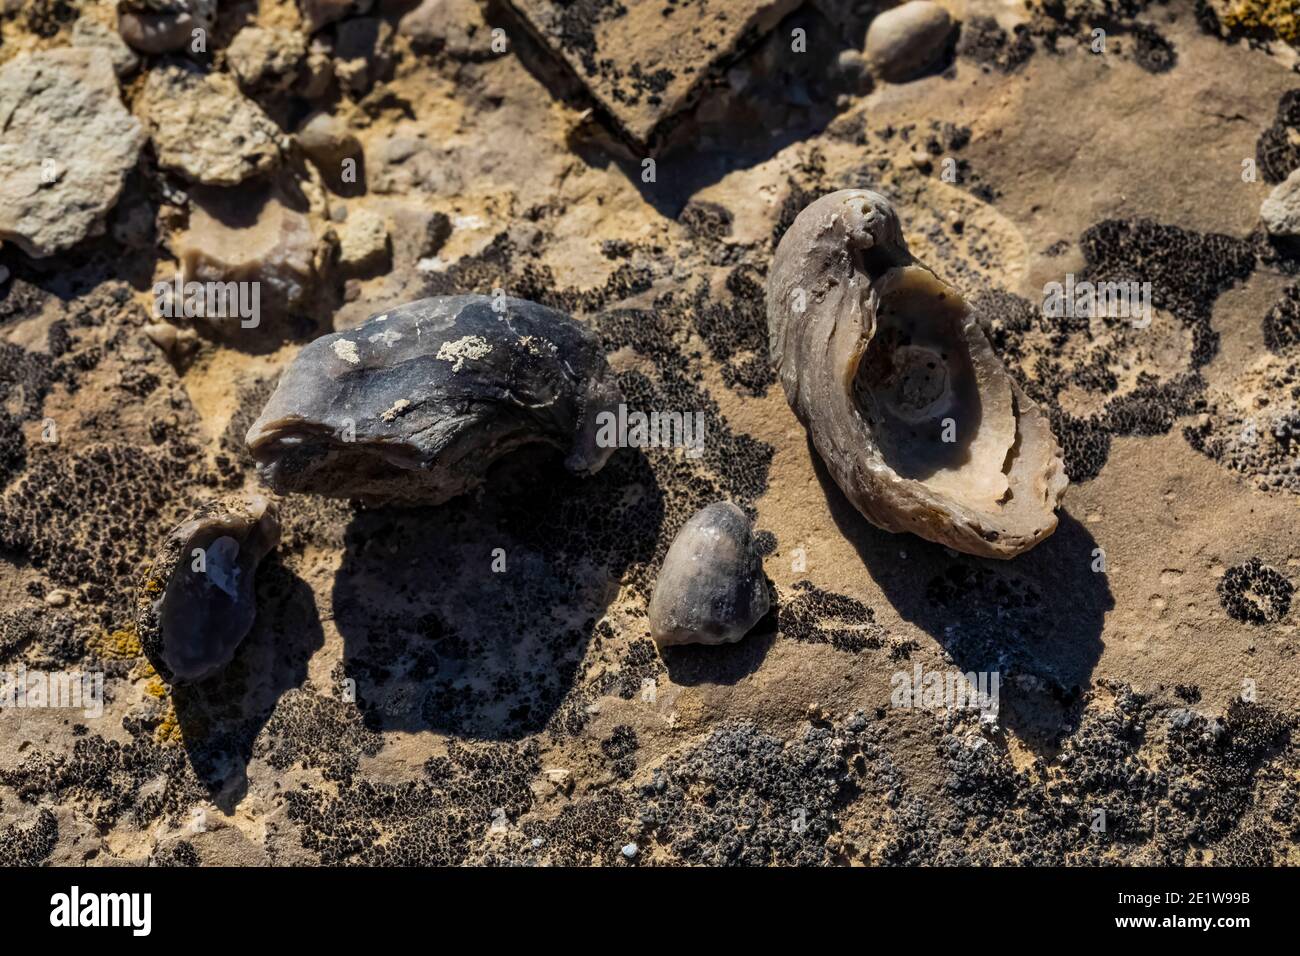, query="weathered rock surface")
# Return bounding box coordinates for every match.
[0,49,144,258]
[299,0,373,33]
[245,295,623,503]
[72,16,141,77]
[136,64,281,186]
[649,502,770,647]
[865,1,955,82]
[295,111,364,193]
[398,0,490,58]
[507,0,803,149]
[227,26,308,94]
[1261,166,1300,236]
[136,493,281,684]
[337,207,391,276]
[173,184,318,326]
